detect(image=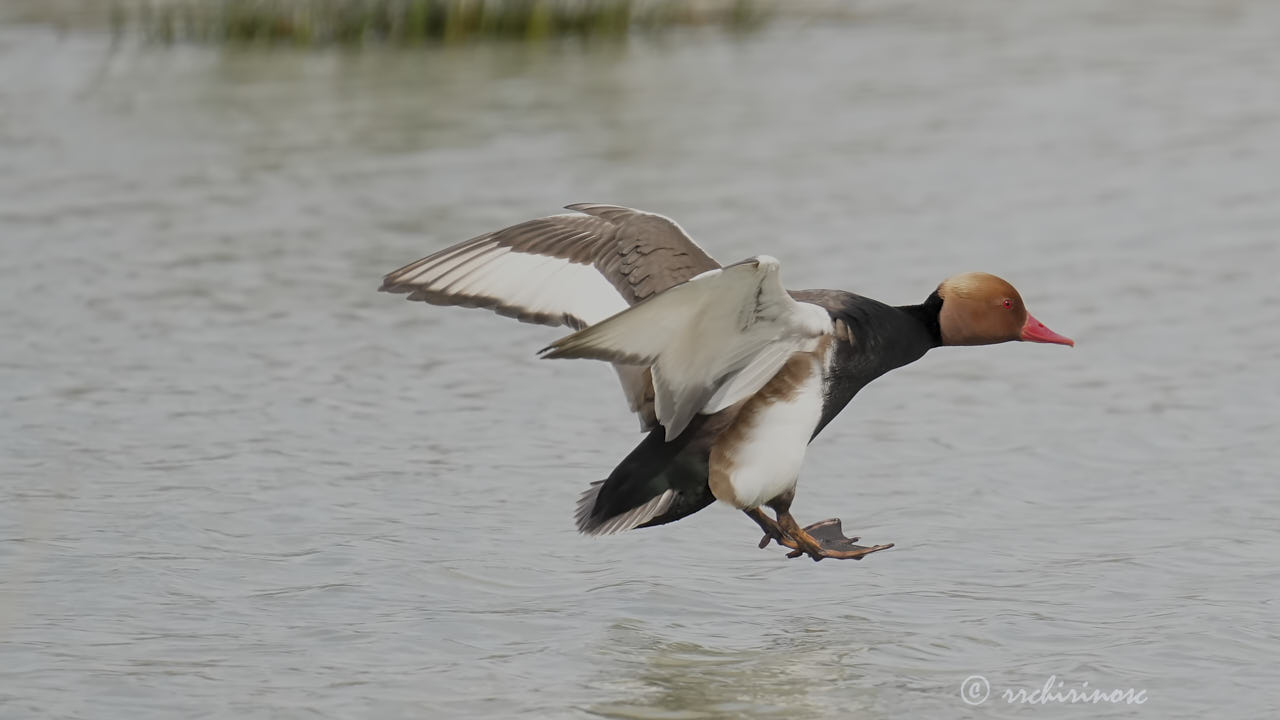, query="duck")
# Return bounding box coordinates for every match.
[380,204,1073,561]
